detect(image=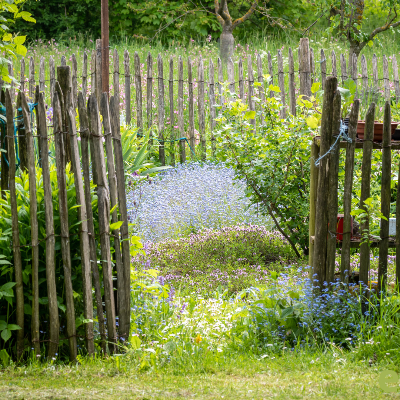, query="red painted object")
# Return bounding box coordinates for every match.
[336,214,353,241]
